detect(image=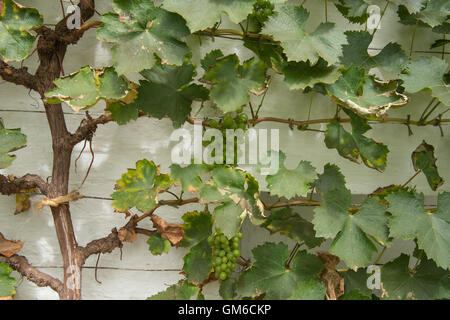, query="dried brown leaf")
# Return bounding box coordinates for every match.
[150,214,185,246]
[14,193,31,215]
[0,233,23,257]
